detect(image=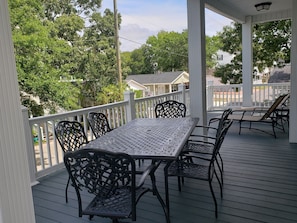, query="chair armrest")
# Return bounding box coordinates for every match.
[188,134,216,143]
[187,139,215,146]
[191,125,218,138]
[181,153,211,162]
[195,125,218,131]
